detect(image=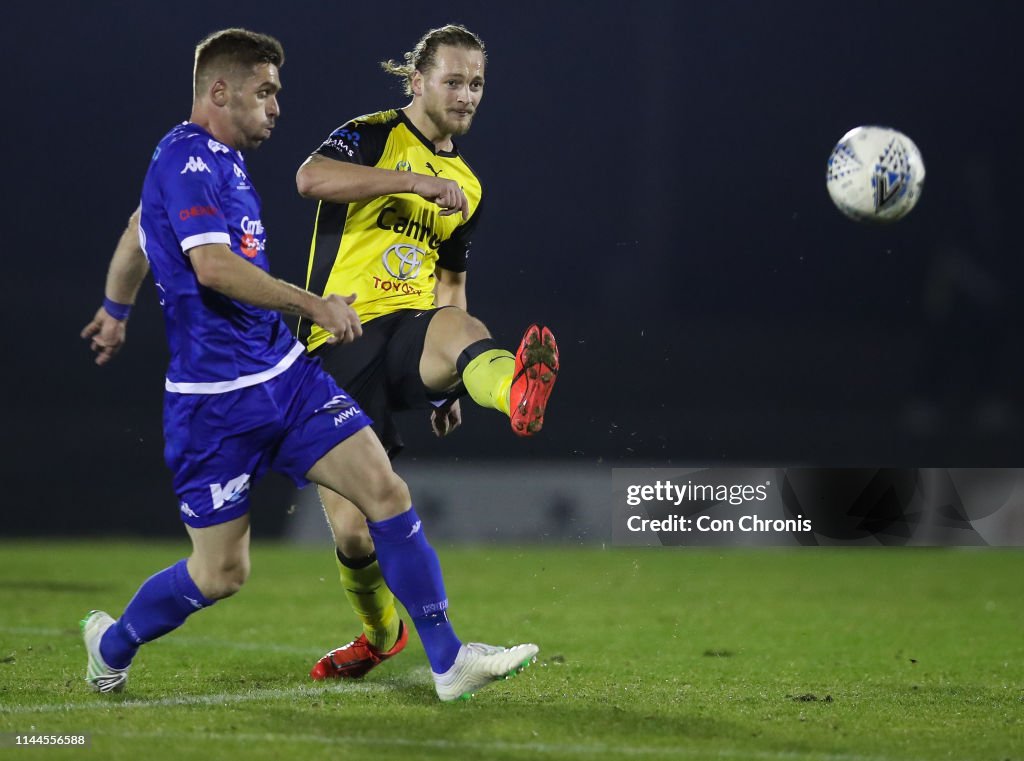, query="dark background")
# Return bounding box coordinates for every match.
[5,0,1022,536]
